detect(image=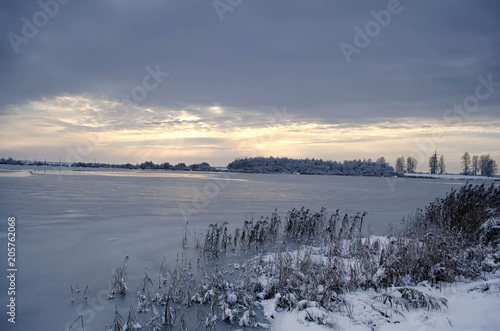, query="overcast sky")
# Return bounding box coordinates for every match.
[1,0,499,172]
